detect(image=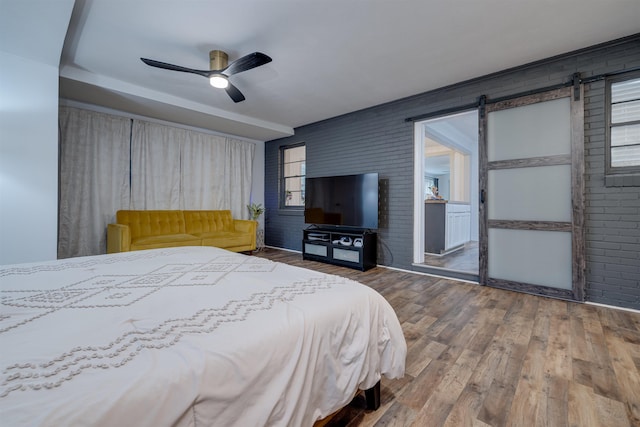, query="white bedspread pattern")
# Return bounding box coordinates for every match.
[0,247,405,426]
